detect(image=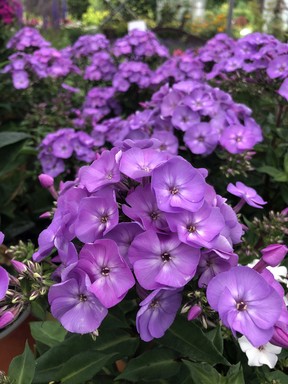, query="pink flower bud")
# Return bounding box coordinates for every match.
[39,211,51,219]
[261,244,288,267]
[11,259,27,273]
[0,311,14,329]
[38,173,54,189]
[187,305,202,321]
[270,325,288,348]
